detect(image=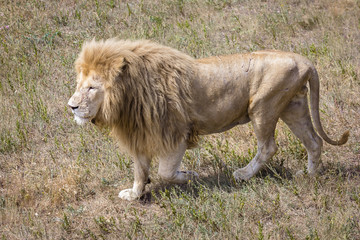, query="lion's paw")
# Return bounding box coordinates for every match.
[118,189,141,201]
[233,168,253,181]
